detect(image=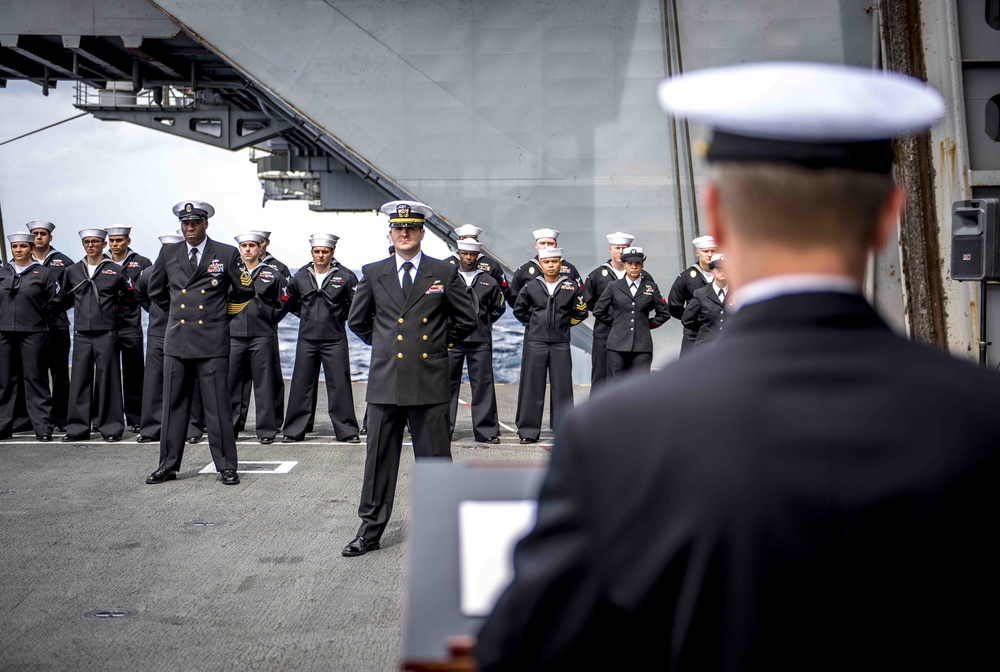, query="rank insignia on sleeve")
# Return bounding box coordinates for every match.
[240,270,252,287]
[690,269,697,278]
